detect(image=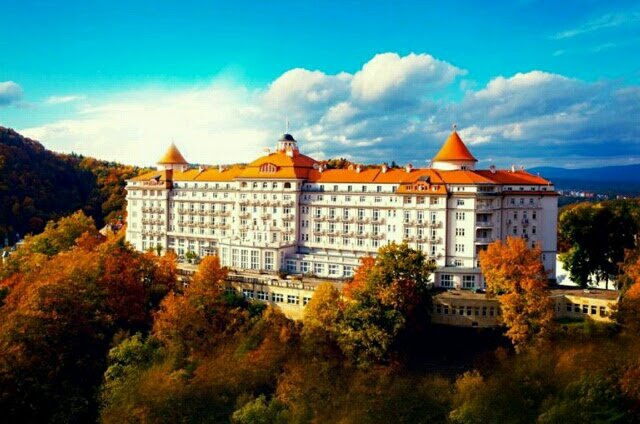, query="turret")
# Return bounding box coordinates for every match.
[157,143,189,172]
[431,128,478,171]
[276,133,299,157]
